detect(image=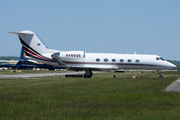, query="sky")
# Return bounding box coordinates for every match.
[0,0,180,60]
